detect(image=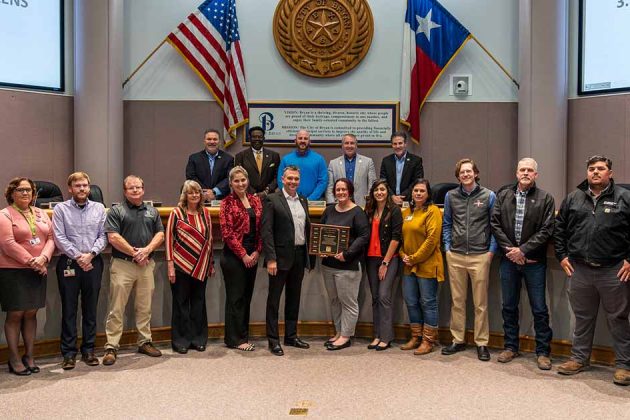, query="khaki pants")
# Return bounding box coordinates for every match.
[446,251,491,346]
[105,258,156,350]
